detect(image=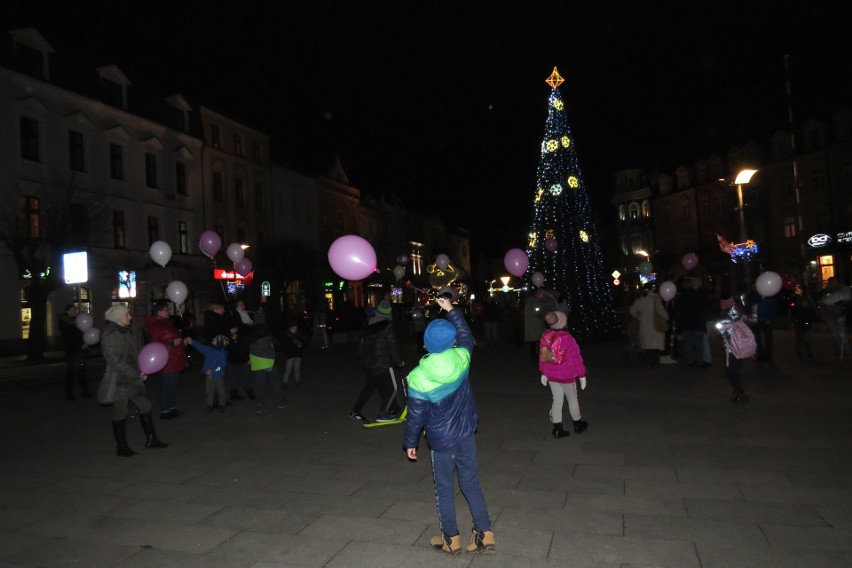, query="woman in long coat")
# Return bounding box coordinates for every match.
[628,286,668,368]
[100,305,167,457]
